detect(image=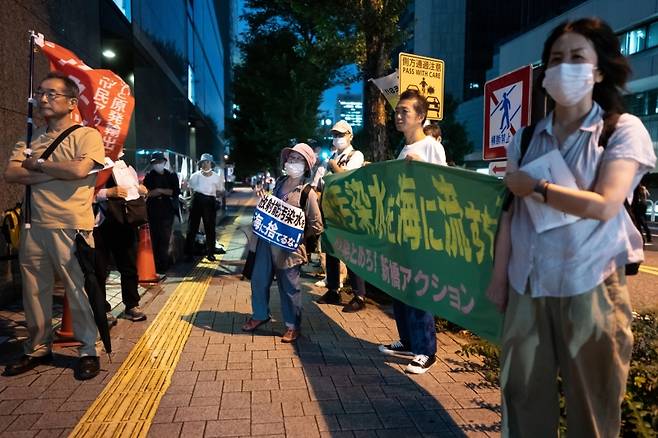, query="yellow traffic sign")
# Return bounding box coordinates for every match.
[398,52,444,120]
